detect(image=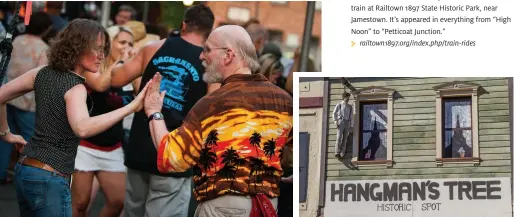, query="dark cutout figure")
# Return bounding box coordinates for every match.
[361,117,382,160]
[444,115,472,158]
